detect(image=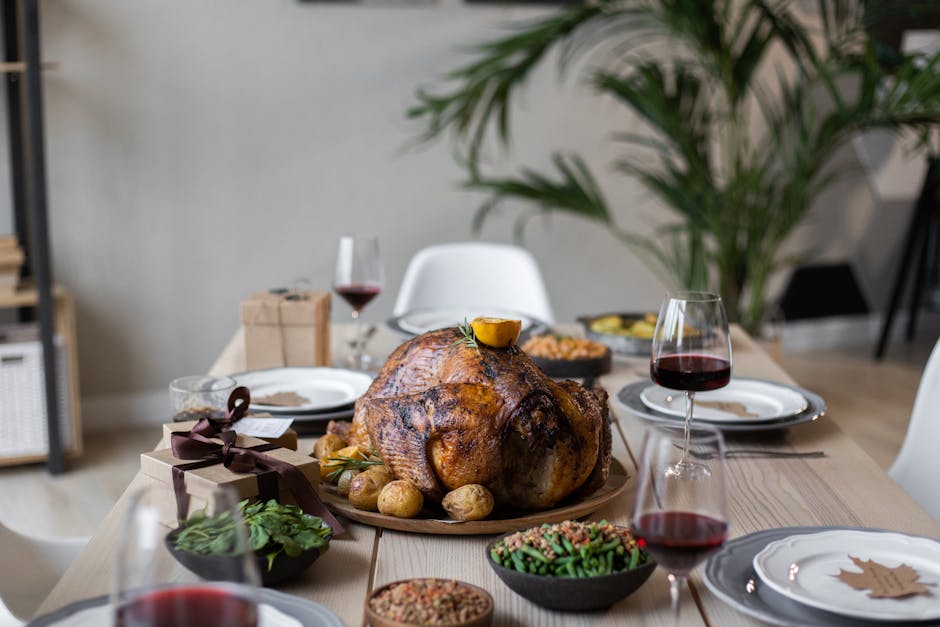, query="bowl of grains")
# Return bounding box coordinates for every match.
[521,334,612,384]
[487,520,656,611]
[365,578,494,627]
